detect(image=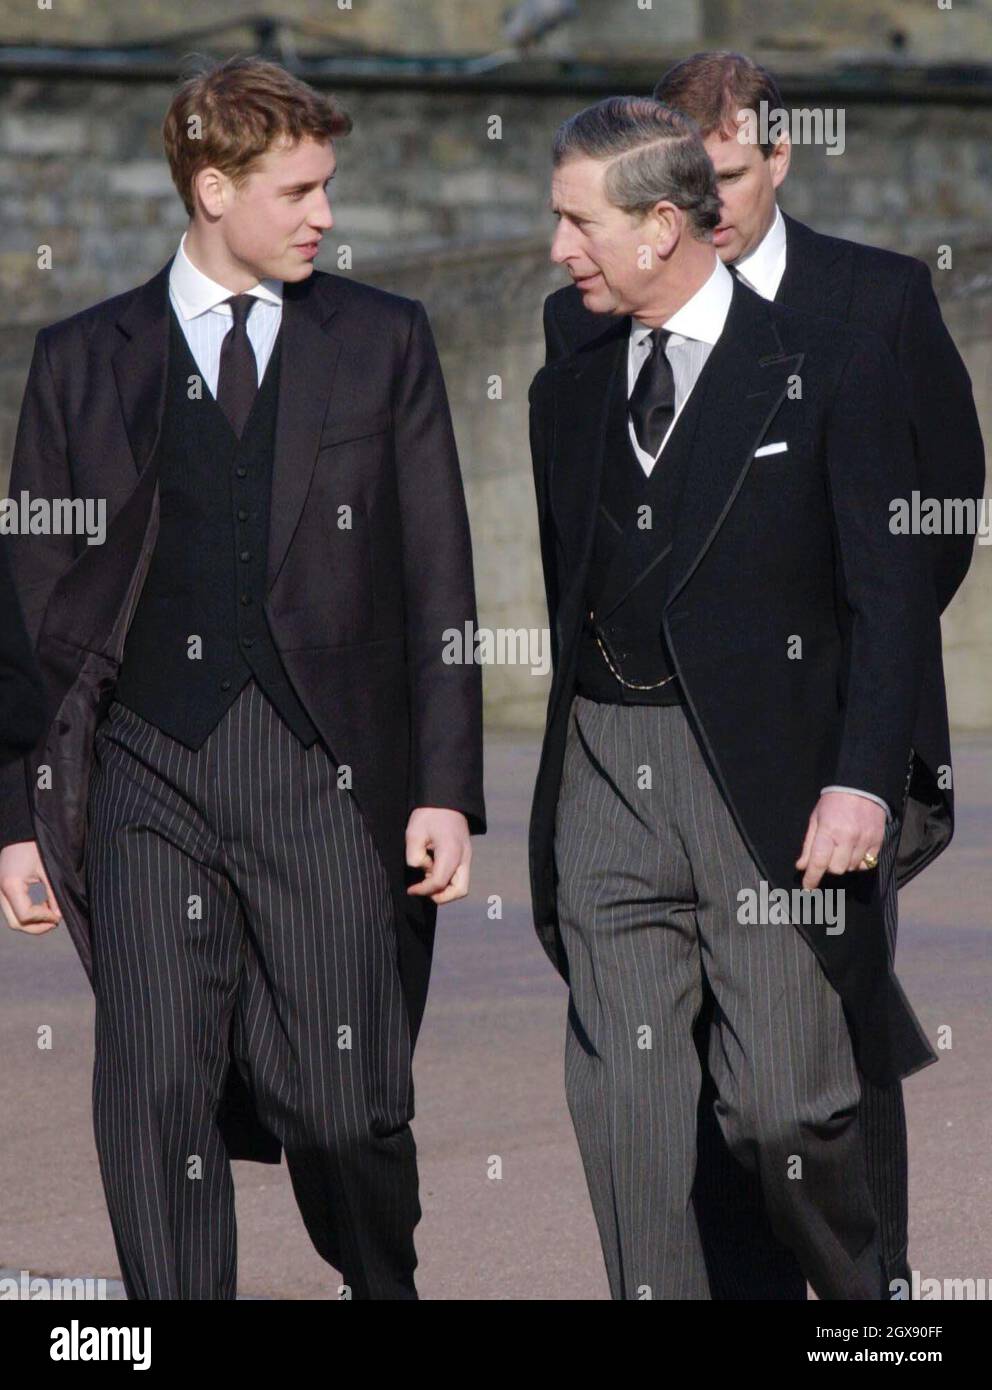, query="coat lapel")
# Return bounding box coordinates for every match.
[777,213,853,320]
[666,281,804,606]
[265,276,344,590]
[548,281,804,623]
[111,259,173,486]
[111,258,347,595]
